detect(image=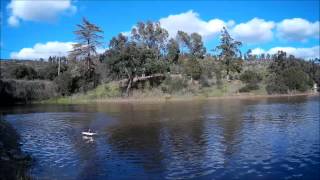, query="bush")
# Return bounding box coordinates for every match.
[161,75,188,93]
[239,83,259,93]
[0,79,57,104]
[266,68,312,94]
[238,70,262,92]
[240,70,262,84]
[265,73,288,94]
[38,64,58,80]
[10,65,38,80]
[282,68,312,92]
[184,58,202,80]
[86,82,121,98]
[76,70,100,92]
[266,53,314,94]
[38,63,68,80]
[54,71,74,96]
